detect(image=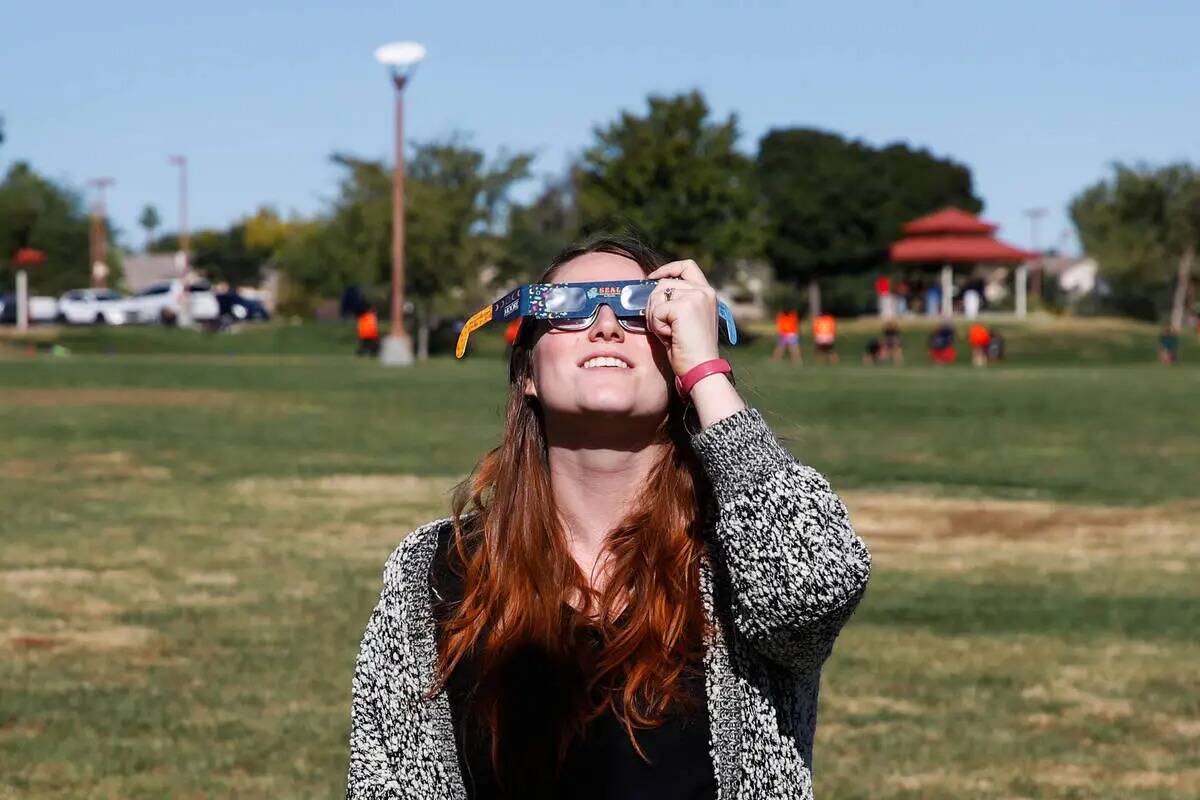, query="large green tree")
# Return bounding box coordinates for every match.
[189,223,273,288]
[0,161,119,295]
[497,178,578,283]
[274,141,531,357]
[756,128,981,315]
[576,91,759,280]
[1071,162,1200,327]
